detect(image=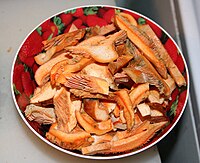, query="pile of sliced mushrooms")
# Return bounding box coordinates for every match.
[24,12,186,155]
